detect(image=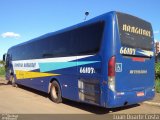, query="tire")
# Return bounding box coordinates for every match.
[6,79,11,85]
[50,81,62,103]
[10,75,17,87]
